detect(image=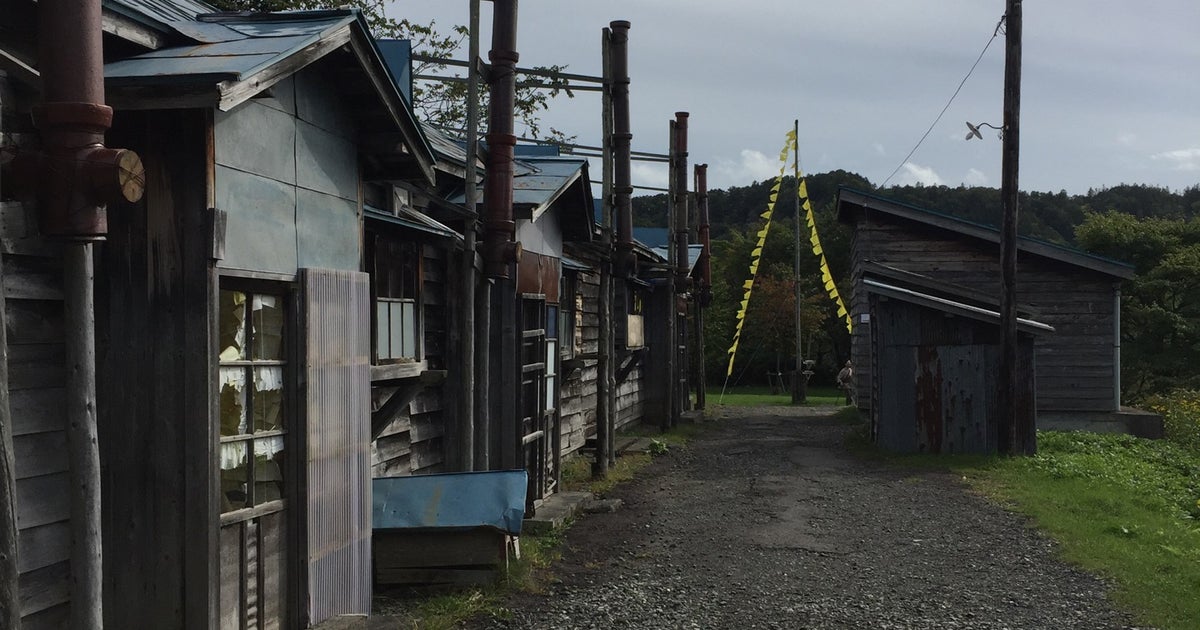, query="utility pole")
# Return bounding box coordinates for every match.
[999,0,1027,454]
[791,119,806,404]
[461,0,480,471]
[595,24,613,477]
